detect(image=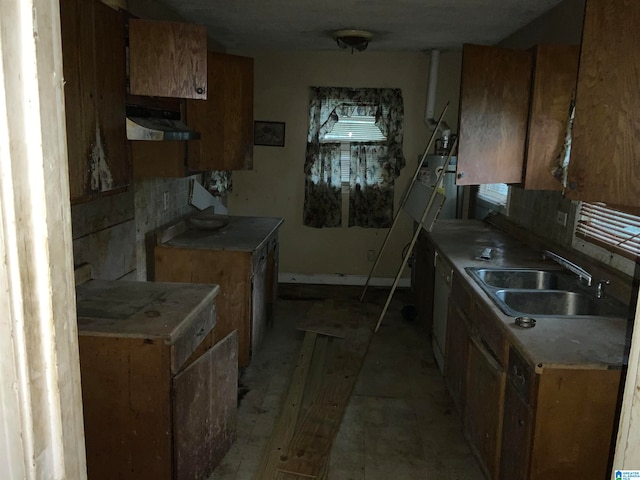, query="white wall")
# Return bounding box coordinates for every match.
[227,50,462,279]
